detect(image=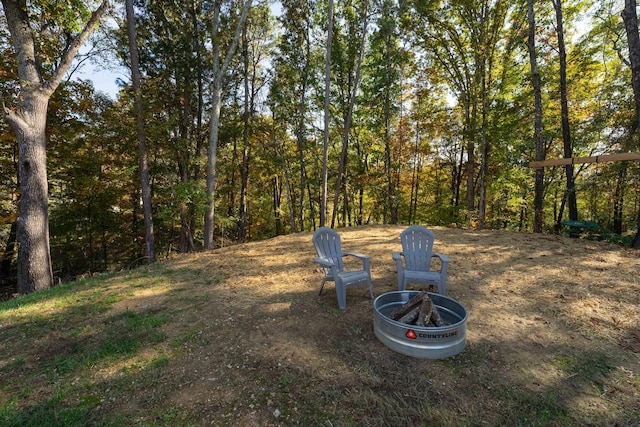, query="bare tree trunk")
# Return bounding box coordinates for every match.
[1,0,109,293]
[191,0,205,251]
[272,176,282,235]
[613,166,627,234]
[296,122,308,231]
[621,0,640,248]
[273,112,297,233]
[409,117,421,224]
[204,0,252,249]
[295,38,312,231]
[452,145,464,208]
[553,0,578,233]
[527,0,545,233]
[14,101,53,293]
[465,99,476,216]
[478,61,488,229]
[477,2,490,230]
[384,38,397,224]
[321,0,334,228]
[238,23,250,243]
[125,0,156,264]
[331,0,369,228]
